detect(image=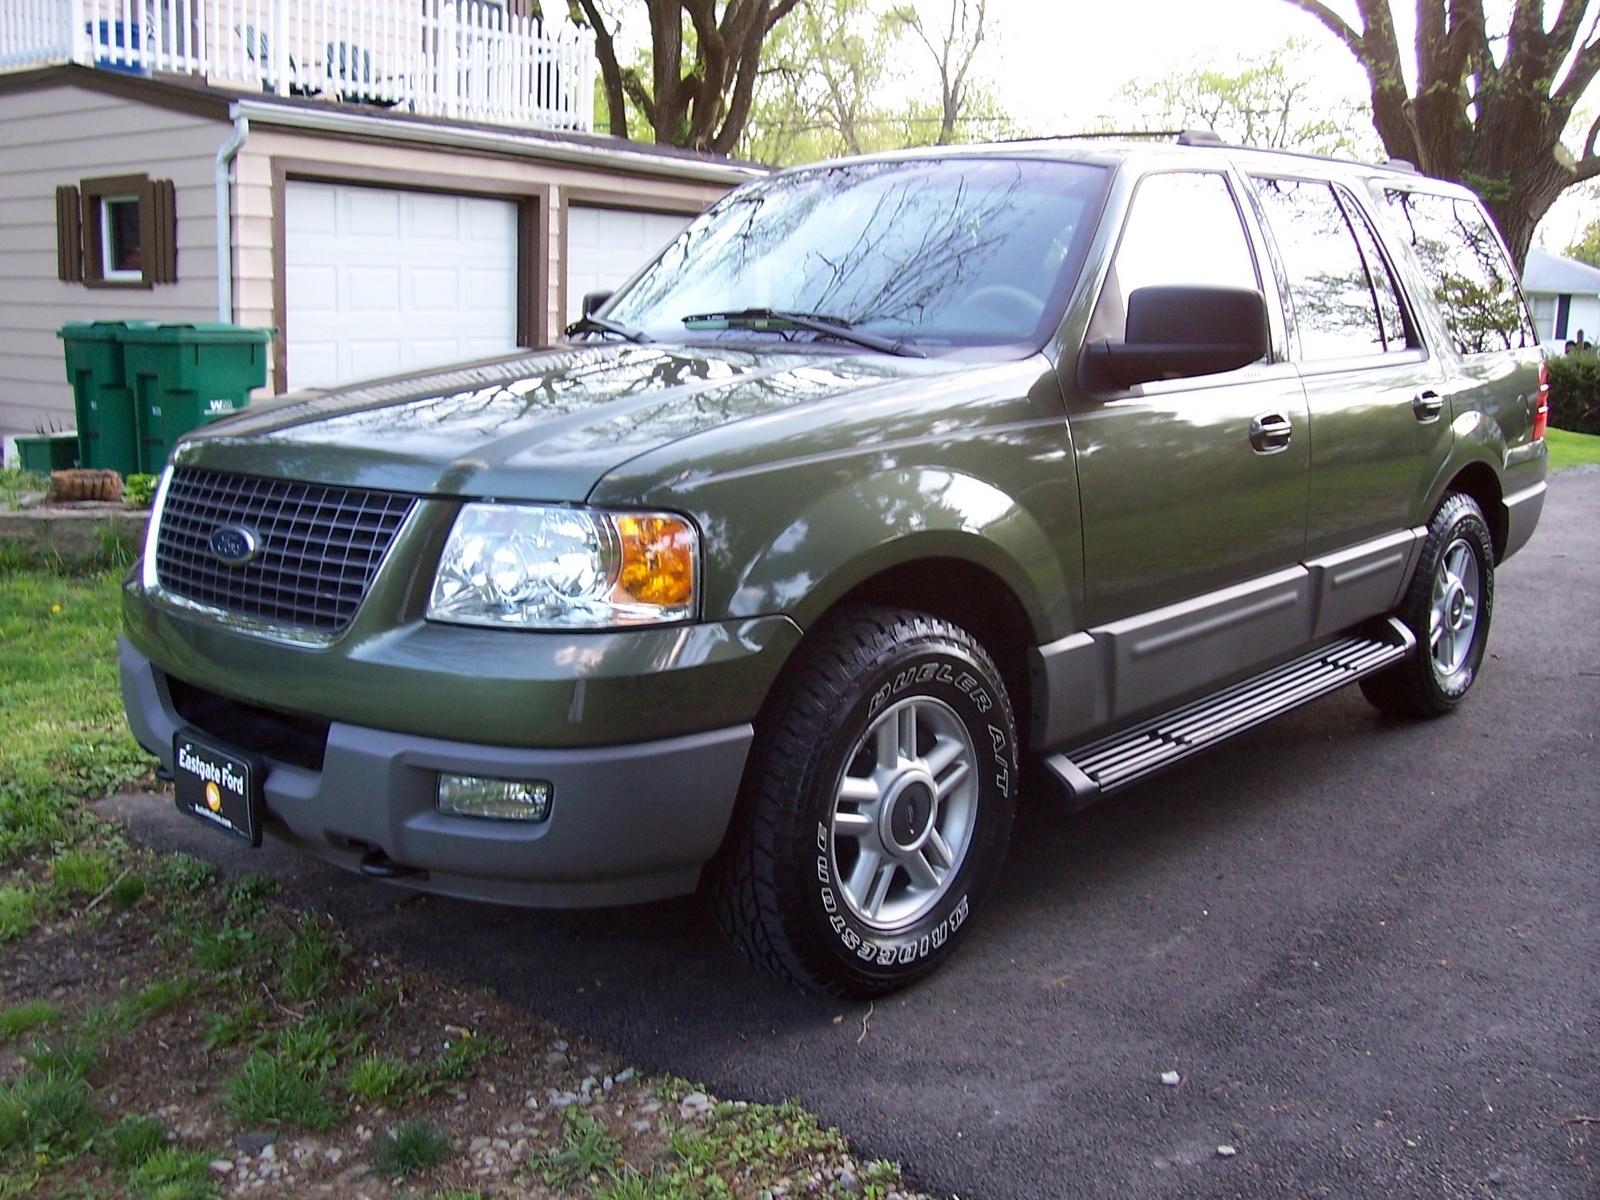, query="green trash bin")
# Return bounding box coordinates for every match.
[15,433,80,472]
[58,320,138,475]
[117,323,275,474]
